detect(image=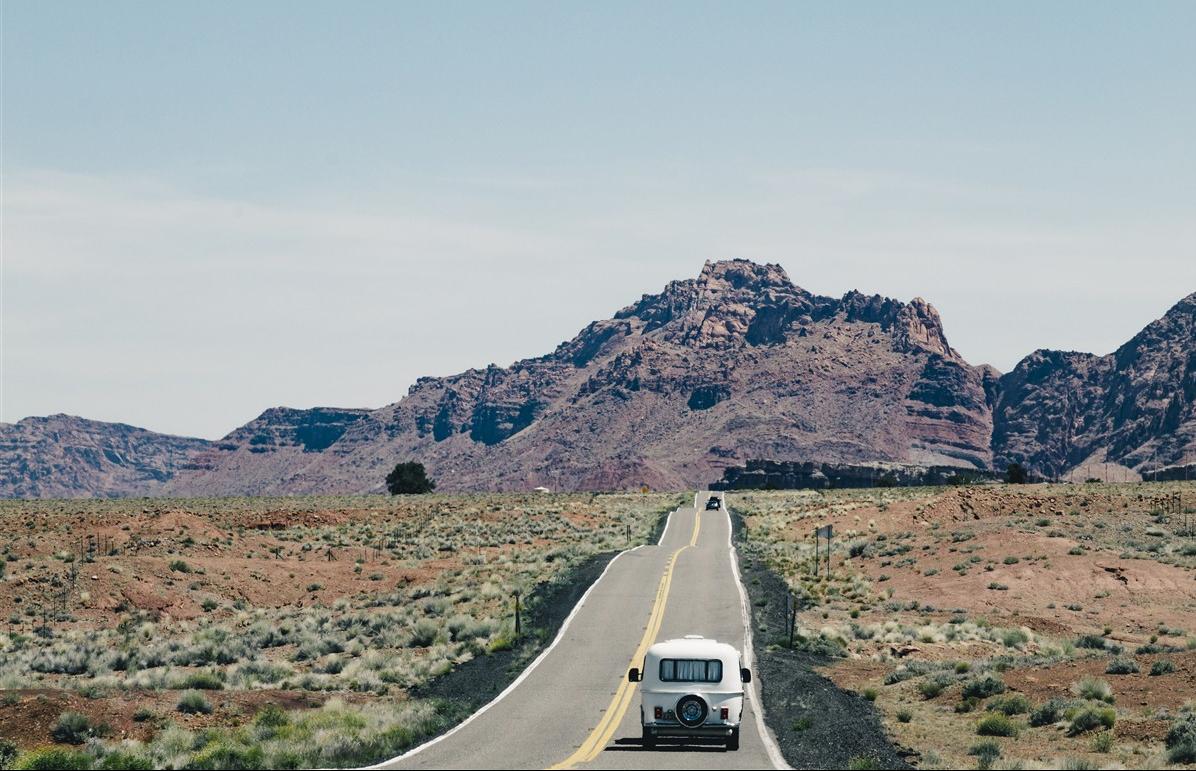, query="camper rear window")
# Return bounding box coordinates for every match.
[659,659,723,683]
